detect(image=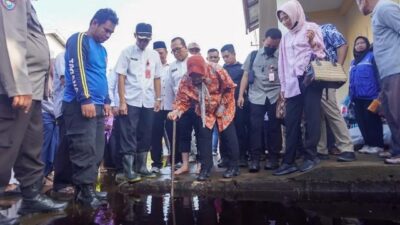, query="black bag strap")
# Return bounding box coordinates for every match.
[249,50,258,71]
